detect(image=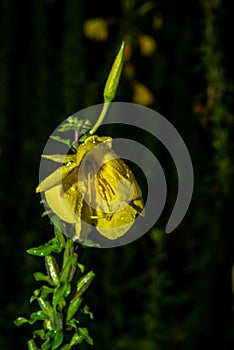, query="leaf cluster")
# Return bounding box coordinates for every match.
[14,220,95,350]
